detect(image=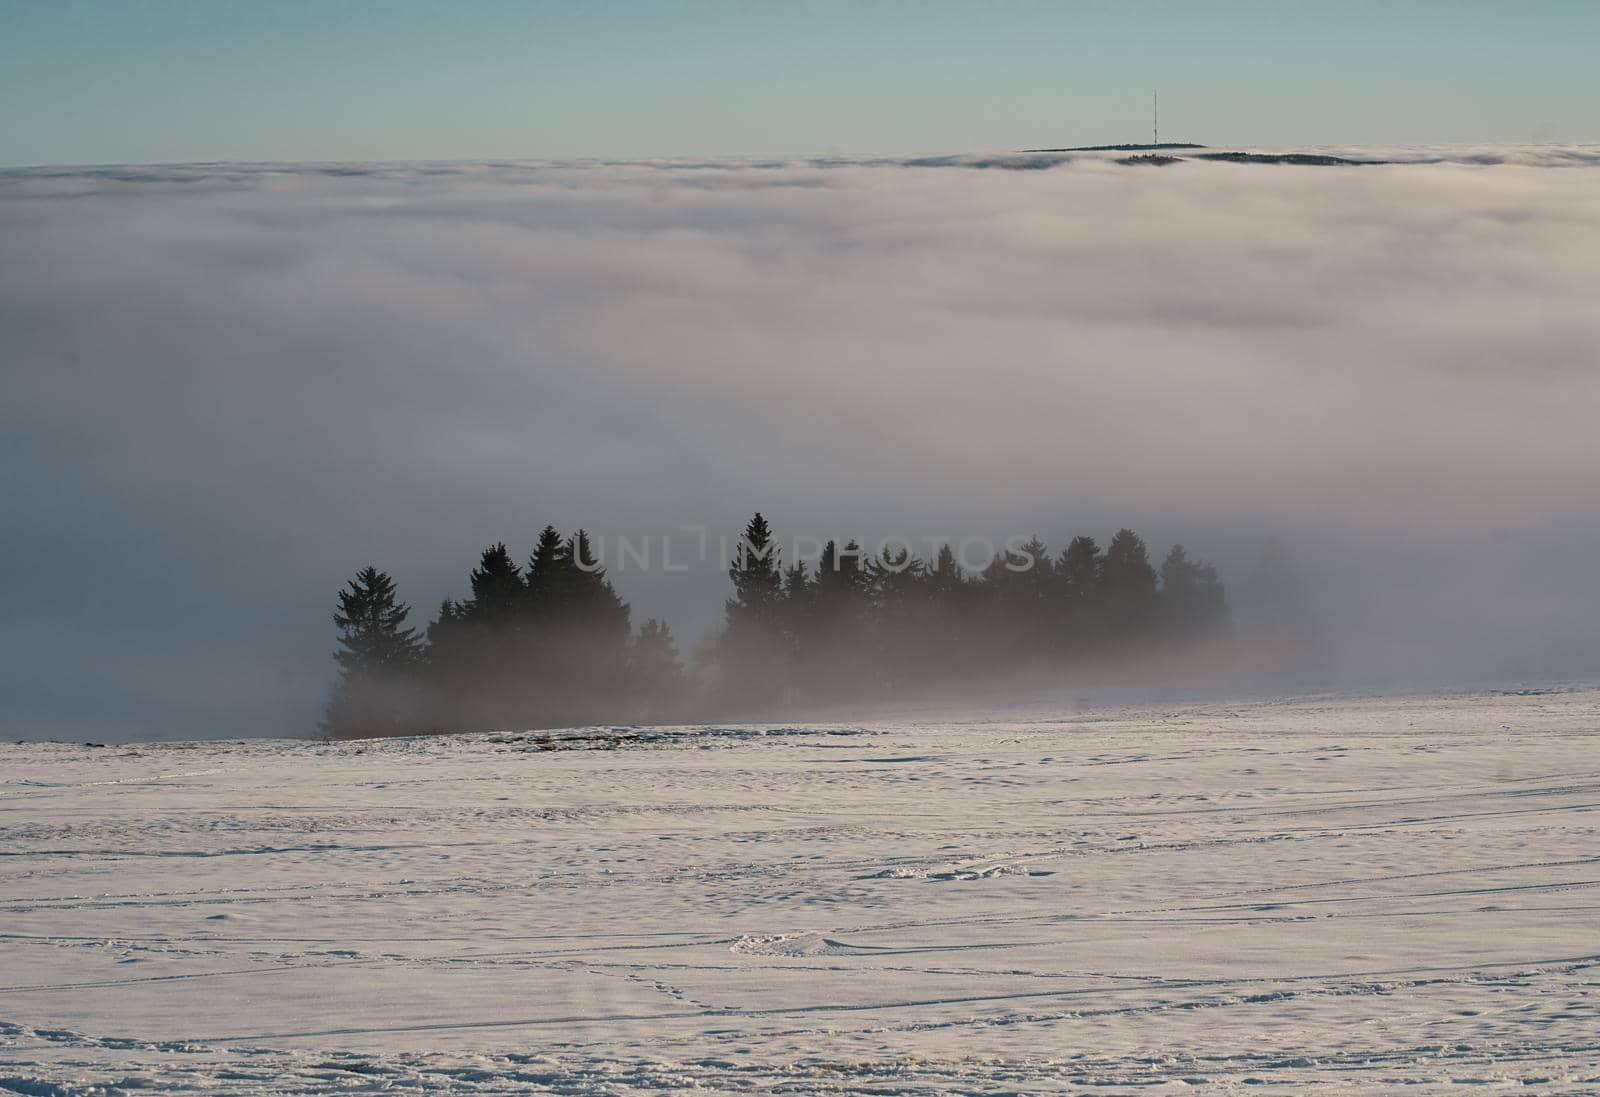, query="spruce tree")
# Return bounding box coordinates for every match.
[719,512,788,706]
[1001,537,1054,648]
[323,566,423,738]
[526,525,575,616]
[811,539,869,614]
[802,540,871,694]
[1192,560,1229,634]
[566,528,632,680]
[462,543,524,626]
[1100,528,1159,645]
[1159,544,1202,631]
[631,617,684,721]
[1158,543,1231,656]
[1054,535,1103,653]
[725,512,782,629]
[1059,536,1103,601]
[634,618,682,681]
[780,560,812,645]
[865,544,927,692]
[929,543,963,590]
